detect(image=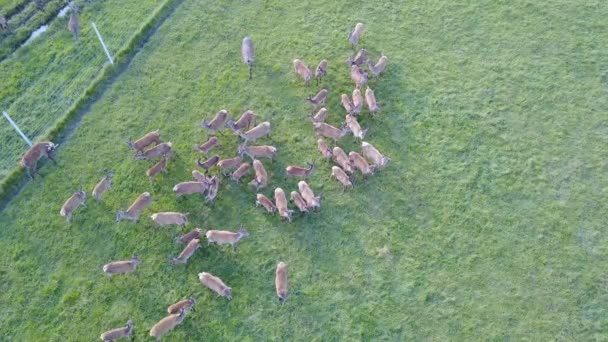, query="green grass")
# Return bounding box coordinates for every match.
[1,0,608,340]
